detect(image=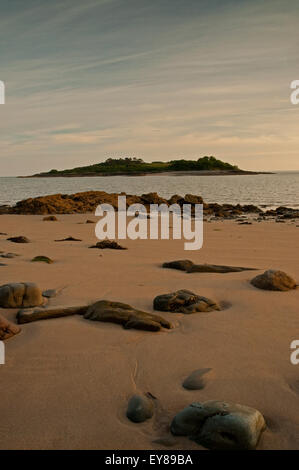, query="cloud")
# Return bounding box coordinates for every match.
[0,0,299,175]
